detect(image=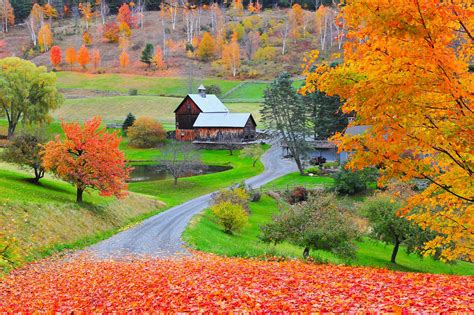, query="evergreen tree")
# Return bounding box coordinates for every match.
[140,43,154,67]
[260,72,308,174]
[302,90,348,140]
[122,112,136,135]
